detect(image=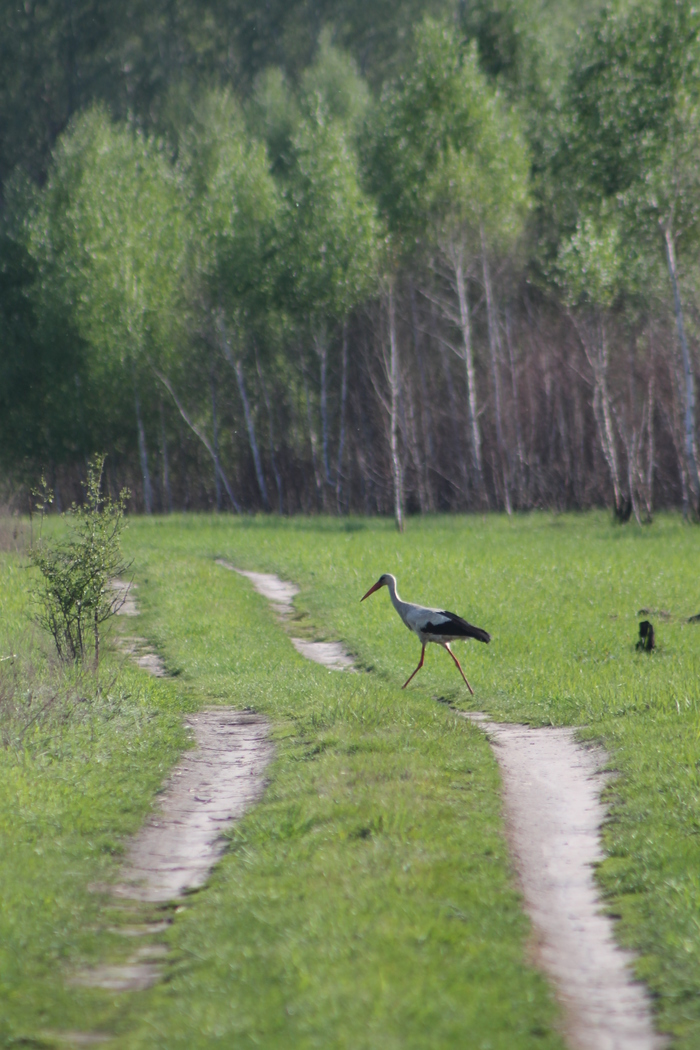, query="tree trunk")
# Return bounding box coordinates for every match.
[232,359,270,511]
[302,366,323,506]
[211,371,221,511]
[315,329,331,489]
[160,399,172,512]
[573,312,625,516]
[152,365,241,512]
[133,377,153,515]
[217,315,270,510]
[663,223,699,516]
[388,281,404,532]
[455,257,483,497]
[594,346,624,515]
[256,350,284,514]
[336,321,349,513]
[644,347,655,521]
[505,307,526,508]
[481,233,511,514]
[410,282,435,510]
